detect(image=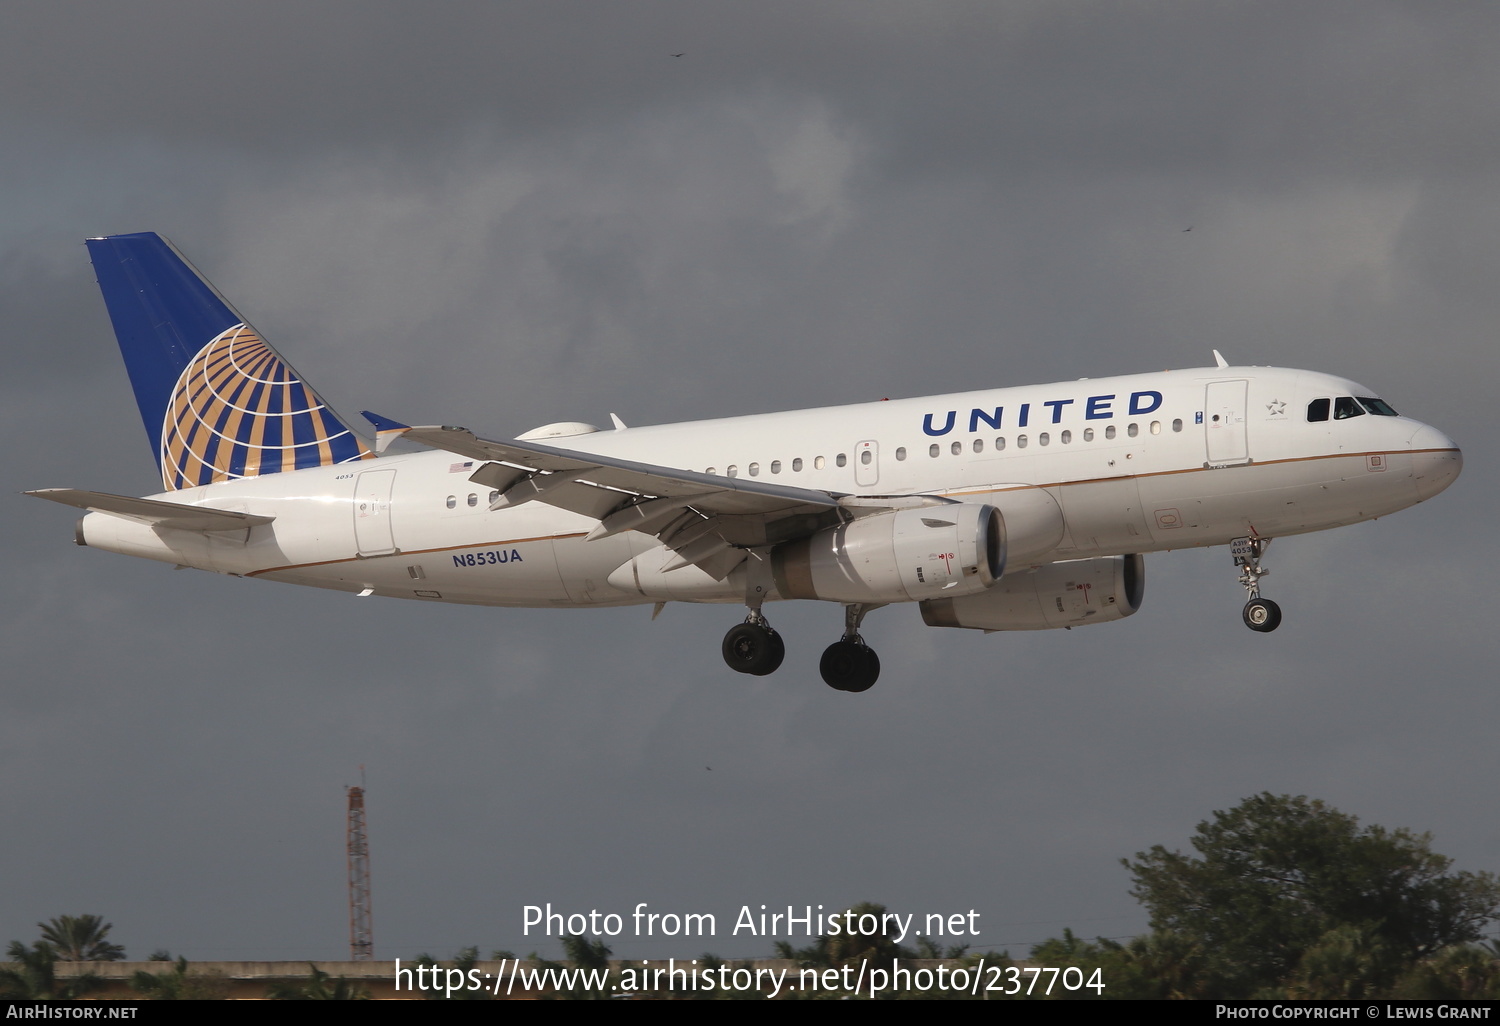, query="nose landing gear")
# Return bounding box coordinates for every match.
[1233,535,1281,633]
